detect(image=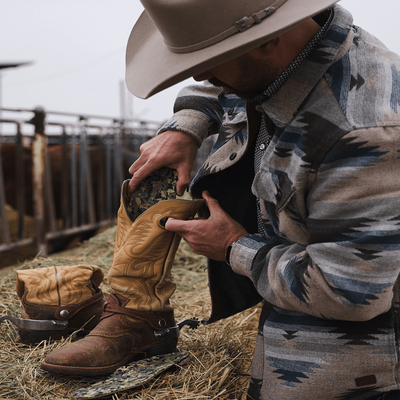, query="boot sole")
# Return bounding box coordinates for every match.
[19,328,89,345]
[40,339,178,376]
